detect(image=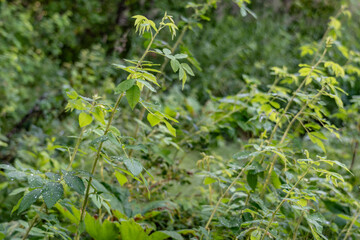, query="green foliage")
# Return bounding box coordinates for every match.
[1,0,360,240]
